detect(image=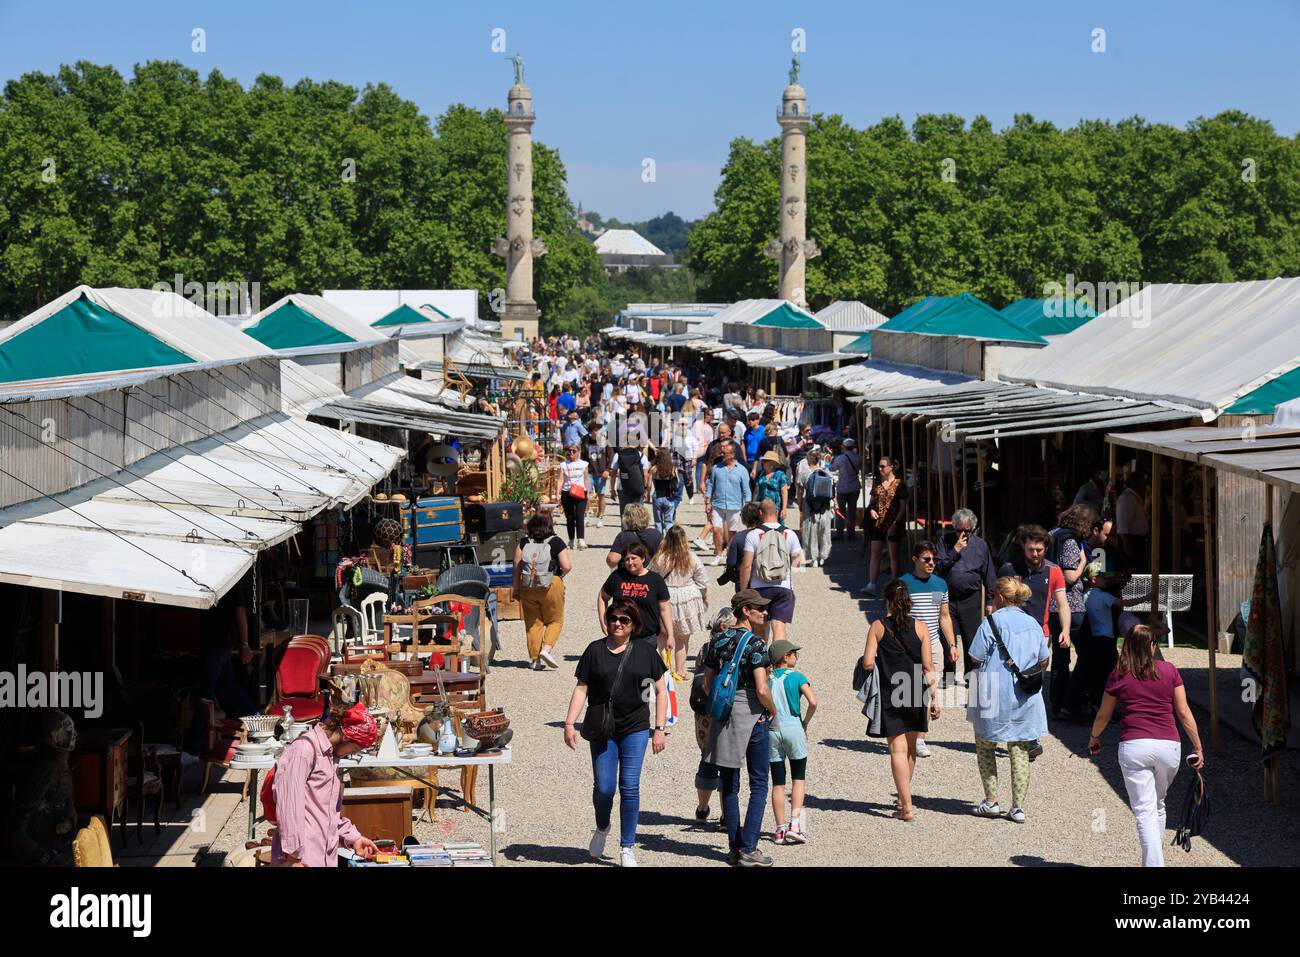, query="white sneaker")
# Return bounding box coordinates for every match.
[915,739,931,758]
[596,517,604,528]
[974,799,1001,818]
[532,659,546,671]
[539,648,559,669]
[576,538,586,550]
[1007,807,1026,824]
[619,847,639,867]
[711,554,723,566]
[588,827,609,859]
